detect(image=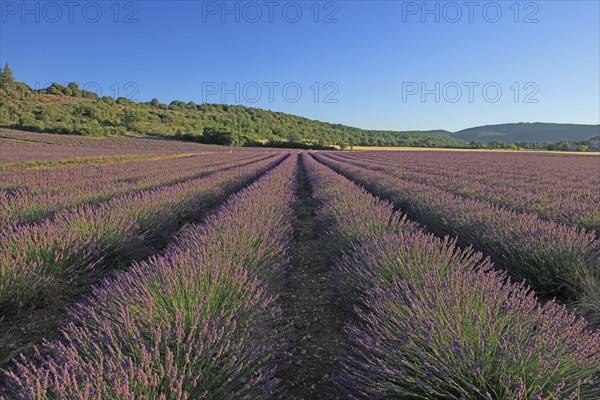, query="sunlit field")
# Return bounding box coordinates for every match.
[0,130,598,398]
[1,0,599,397]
